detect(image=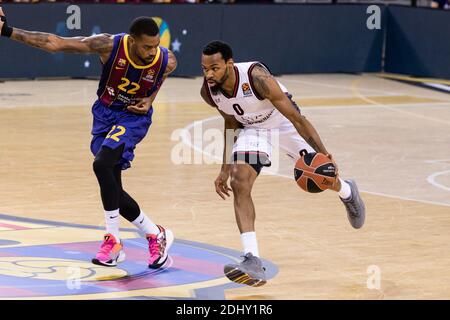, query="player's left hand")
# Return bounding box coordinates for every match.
[325,153,340,188]
[127,97,151,115]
